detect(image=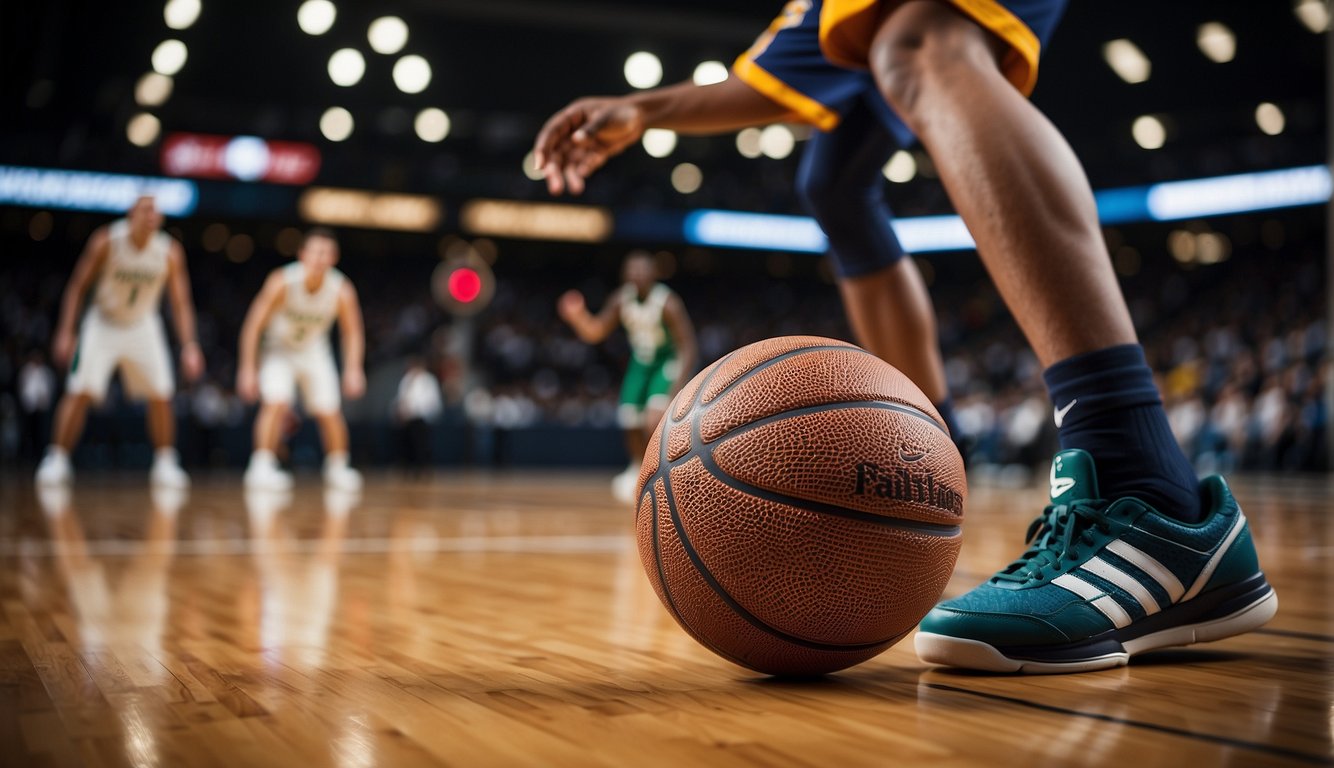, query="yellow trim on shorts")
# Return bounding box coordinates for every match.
[819,0,1042,96]
[732,55,842,132]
